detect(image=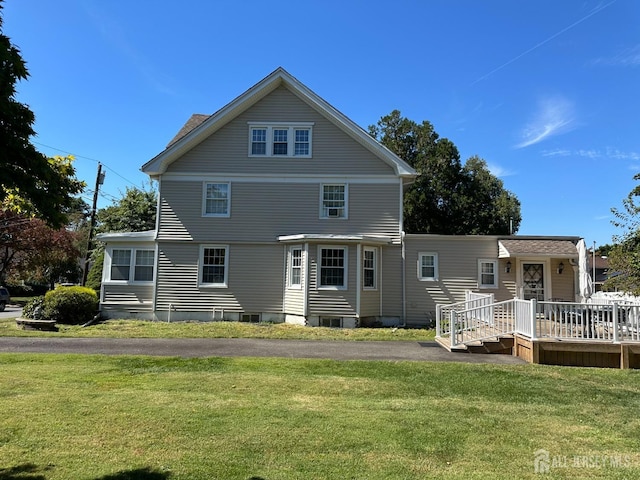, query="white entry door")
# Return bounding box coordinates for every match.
[522,263,545,301]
